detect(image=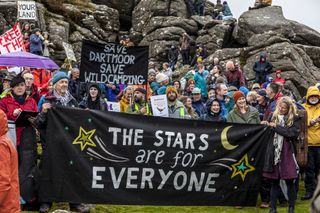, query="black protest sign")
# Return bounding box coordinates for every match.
[40,107,271,206]
[80,40,148,85]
